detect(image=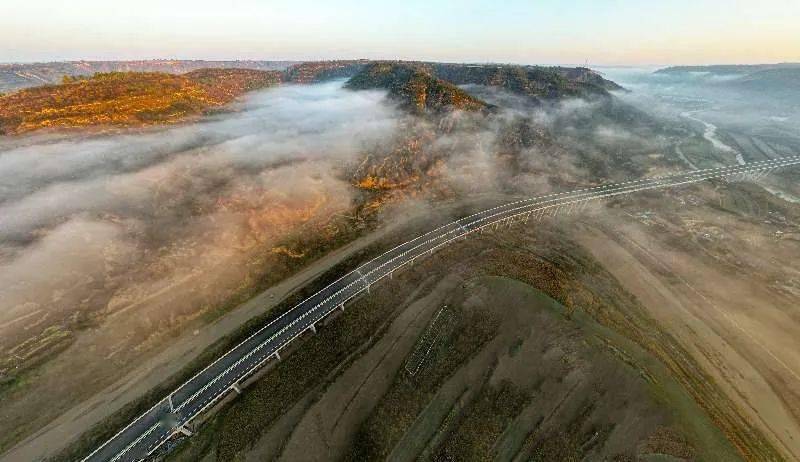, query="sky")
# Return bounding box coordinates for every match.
[2,0,799,65]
